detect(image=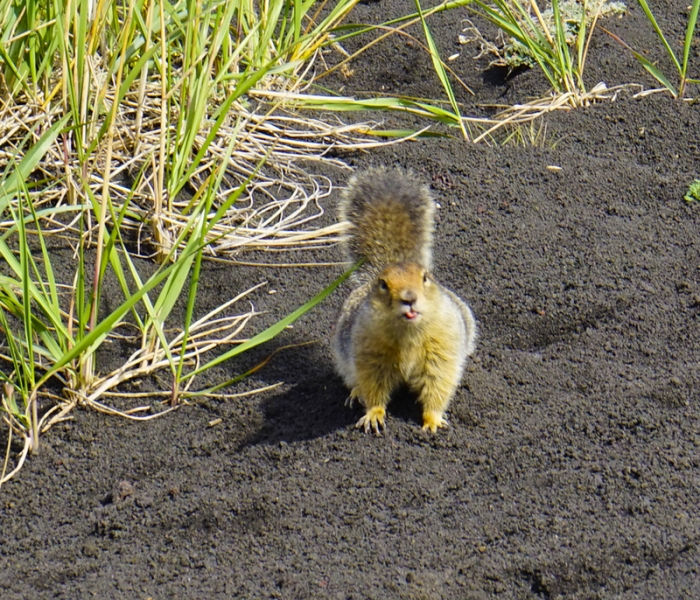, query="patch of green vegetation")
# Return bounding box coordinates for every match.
[464,0,625,101]
[607,0,699,99]
[499,0,626,70]
[685,179,700,203]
